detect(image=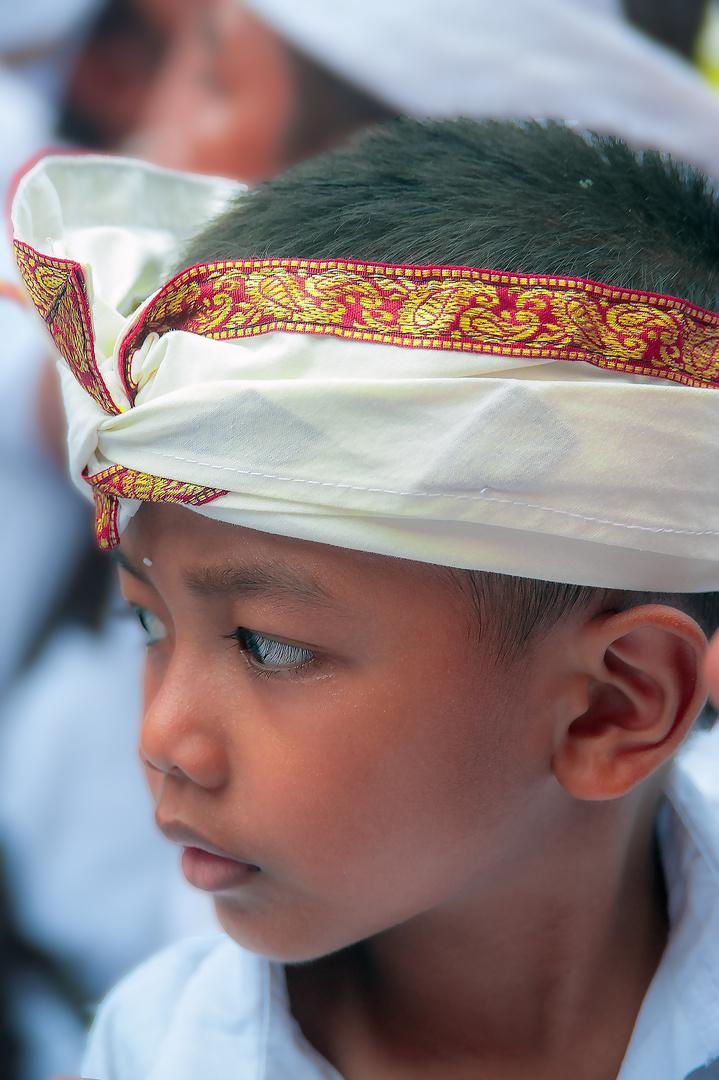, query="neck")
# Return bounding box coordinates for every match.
[288,788,668,1080]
